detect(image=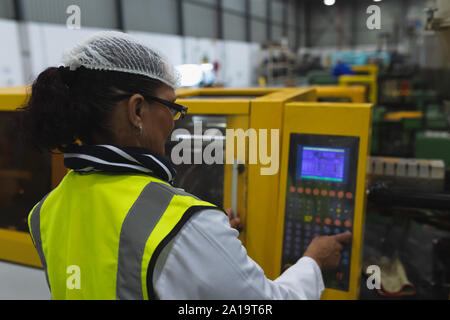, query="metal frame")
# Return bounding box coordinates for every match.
[115,0,125,31]
[245,0,251,42]
[266,0,272,41]
[13,0,24,21]
[216,0,223,40]
[176,0,184,36]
